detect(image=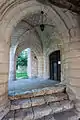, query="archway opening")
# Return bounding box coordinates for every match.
[49,50,61,81]
[16,48,28,79]
[7,3,65,99]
